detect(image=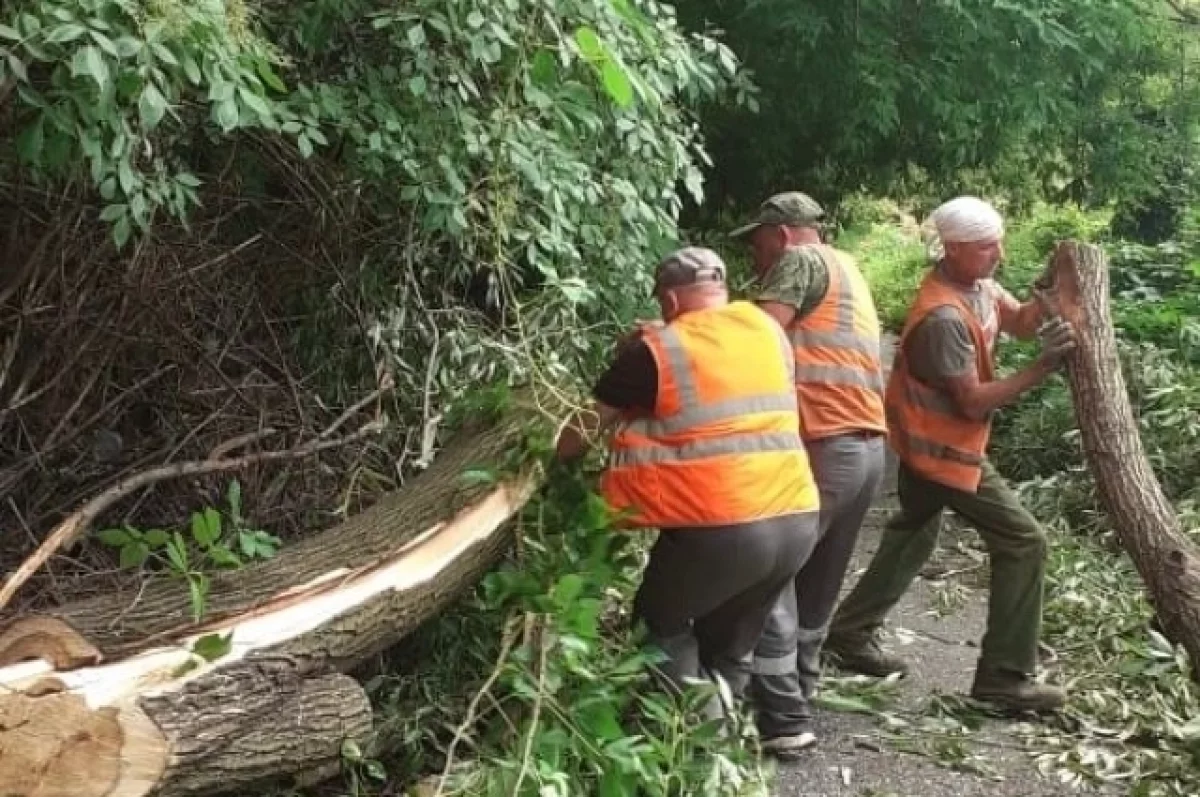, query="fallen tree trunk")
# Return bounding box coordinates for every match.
[1038,241,1200,671]
[0,397,561,797]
